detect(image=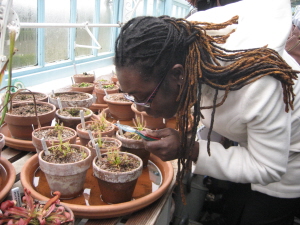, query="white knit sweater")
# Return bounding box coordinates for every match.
[187,0,300,198]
